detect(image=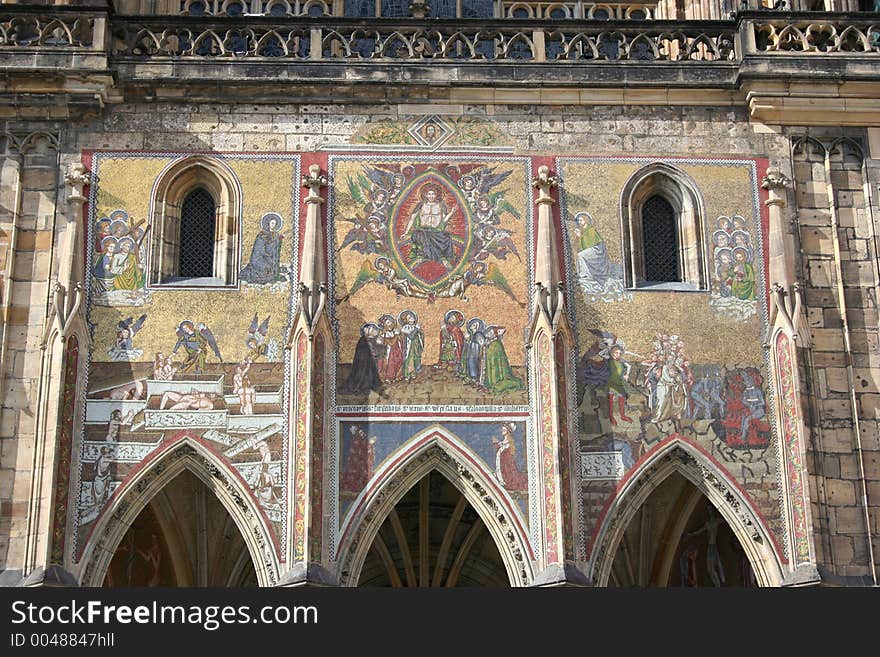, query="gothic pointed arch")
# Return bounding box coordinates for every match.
[77,435,279,586]
[337,430,535,587]
[148,155,242,286]
[589,439,784,587]
[619,161,708,290]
